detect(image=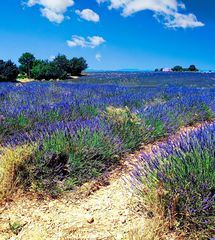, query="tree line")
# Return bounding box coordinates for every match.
[0,53,88,82]
[155,65,199,72]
